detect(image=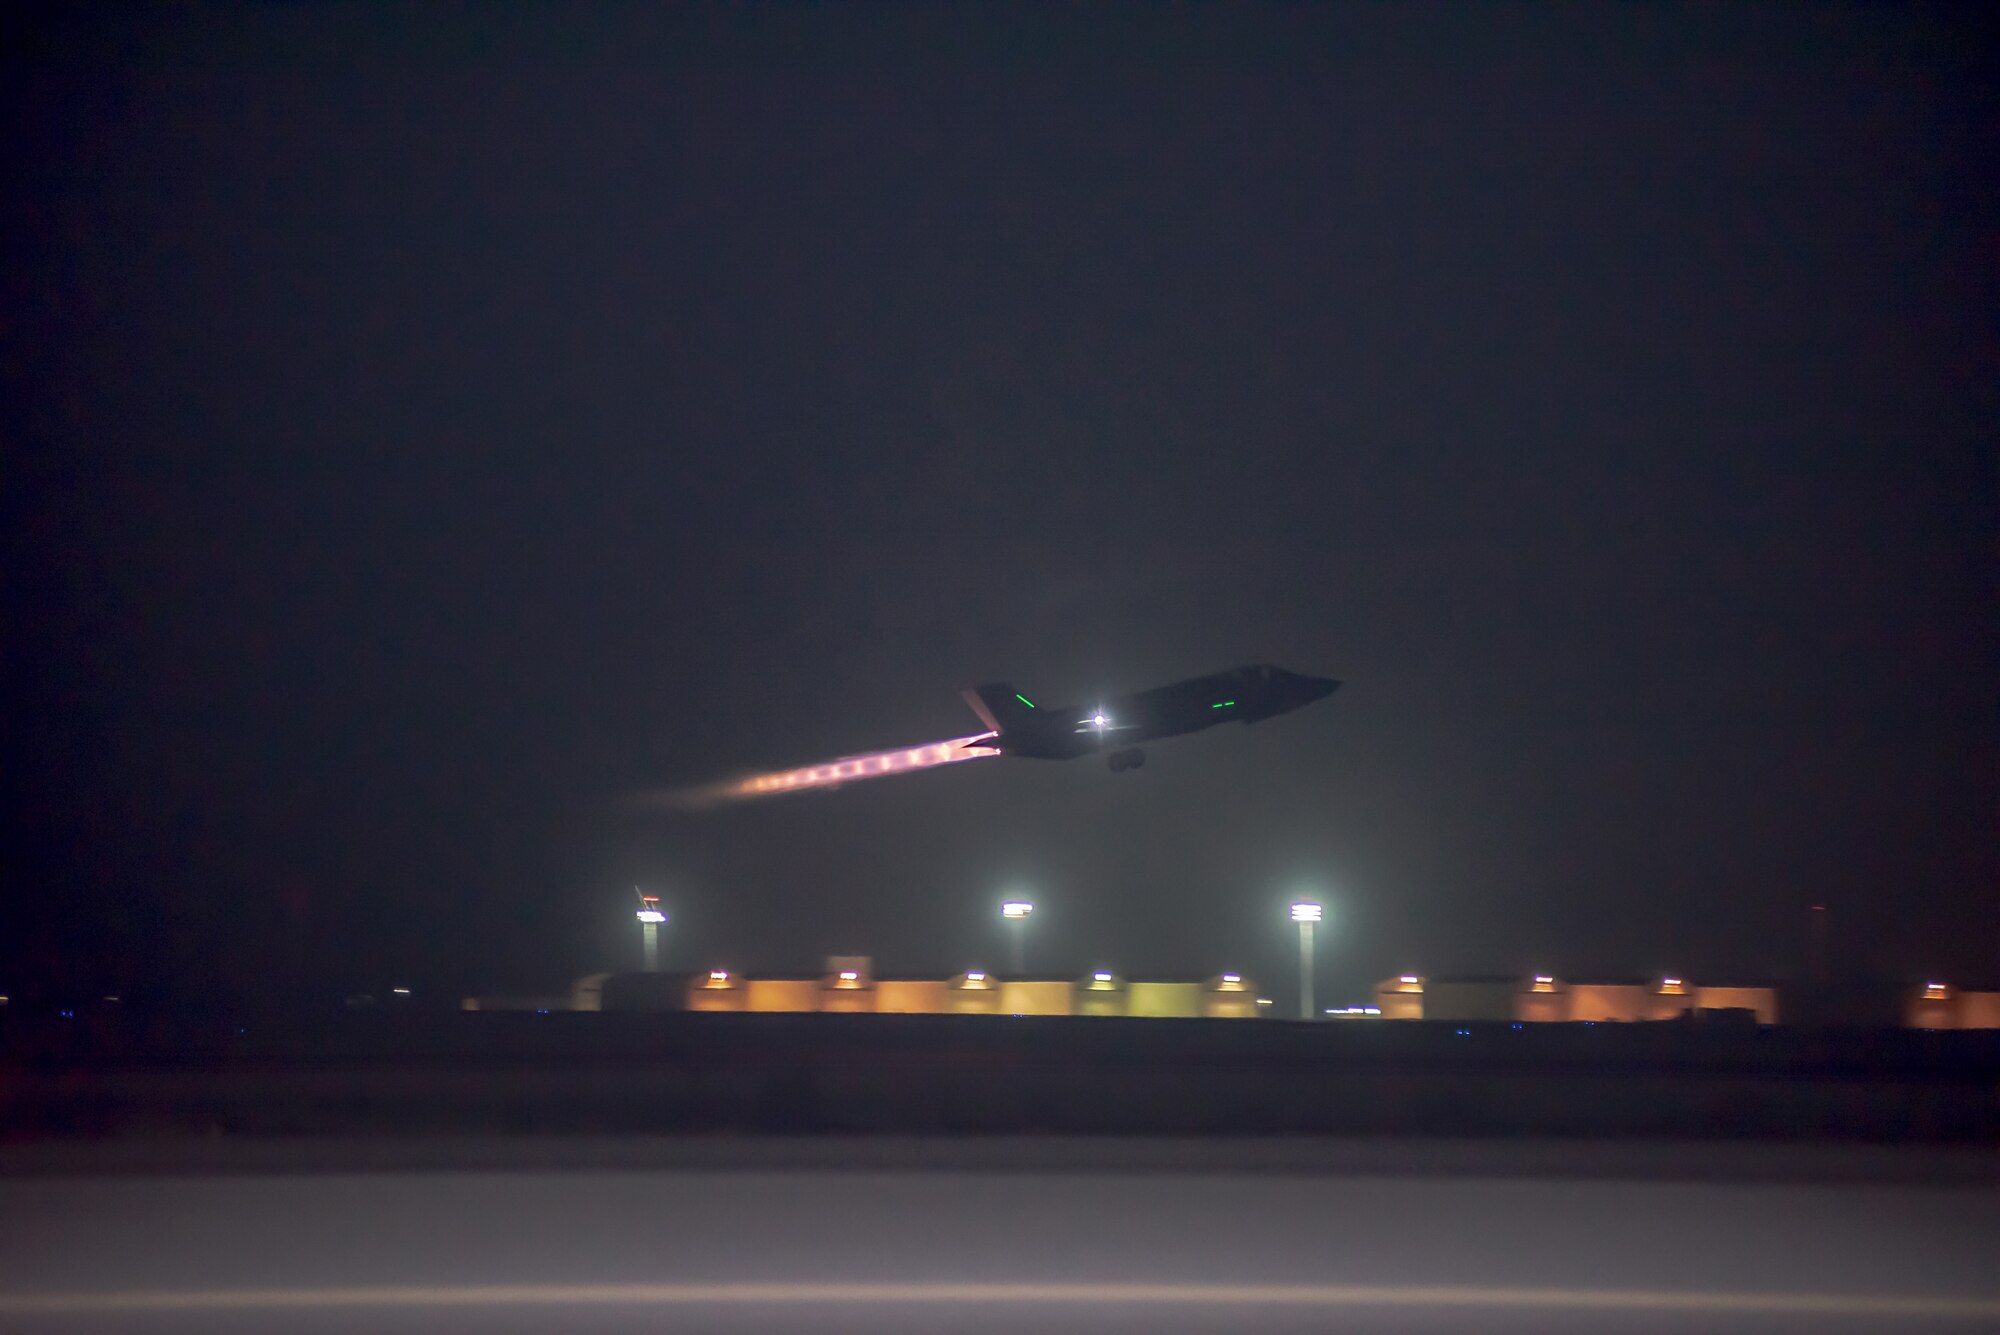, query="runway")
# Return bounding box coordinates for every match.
[3,1140,1996,1332]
